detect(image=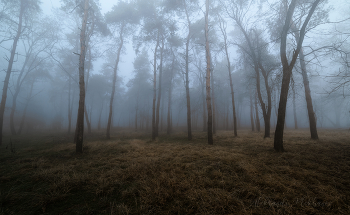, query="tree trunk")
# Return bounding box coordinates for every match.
[299,49,318,138]
[75,0,89,153]
[291,75,298,129]
[155,38,164,137]
[205,0,213,145]
[225,44,237,136]
[250,90,255,132]
[152,31,160,140]
[255,92,261,132]
[0,1,24,145]
[84,105,91,134]
[106,25,124,139]
[274,0,320,152]
[167,55,174,135]
[210,64,216,135]
[184,7,192,140]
